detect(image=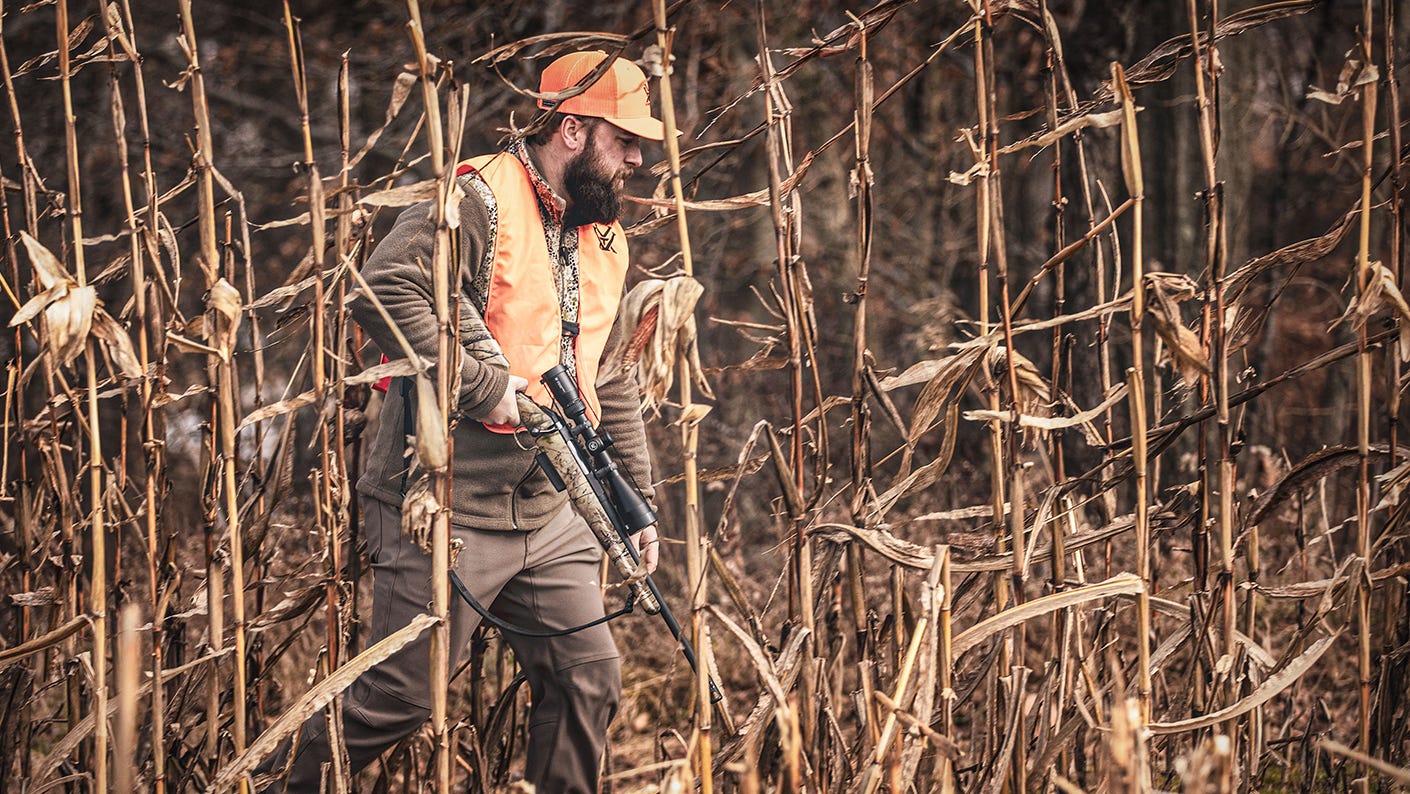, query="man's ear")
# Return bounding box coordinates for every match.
[559,115,590,152]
